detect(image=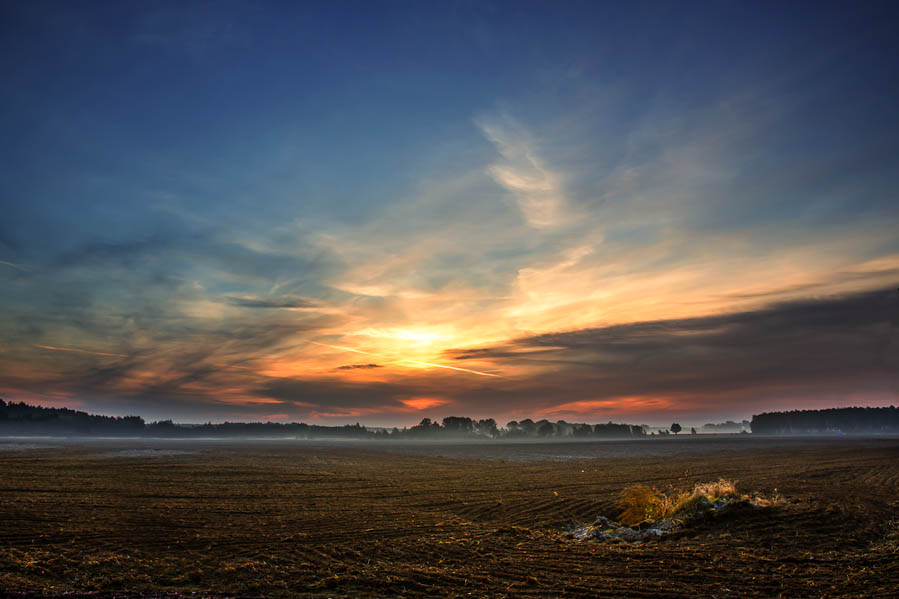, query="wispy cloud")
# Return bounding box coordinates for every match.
[131,3,250,60]
[222,296,317,309]
[476,113,569,229]
[34,345,128,358]
[0,260,28,272]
